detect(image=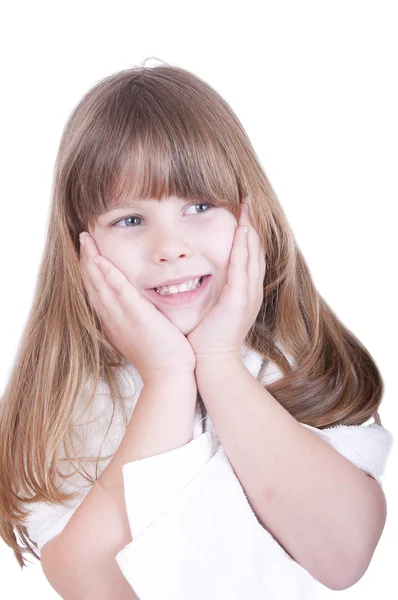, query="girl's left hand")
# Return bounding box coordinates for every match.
[187,197,266,362]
